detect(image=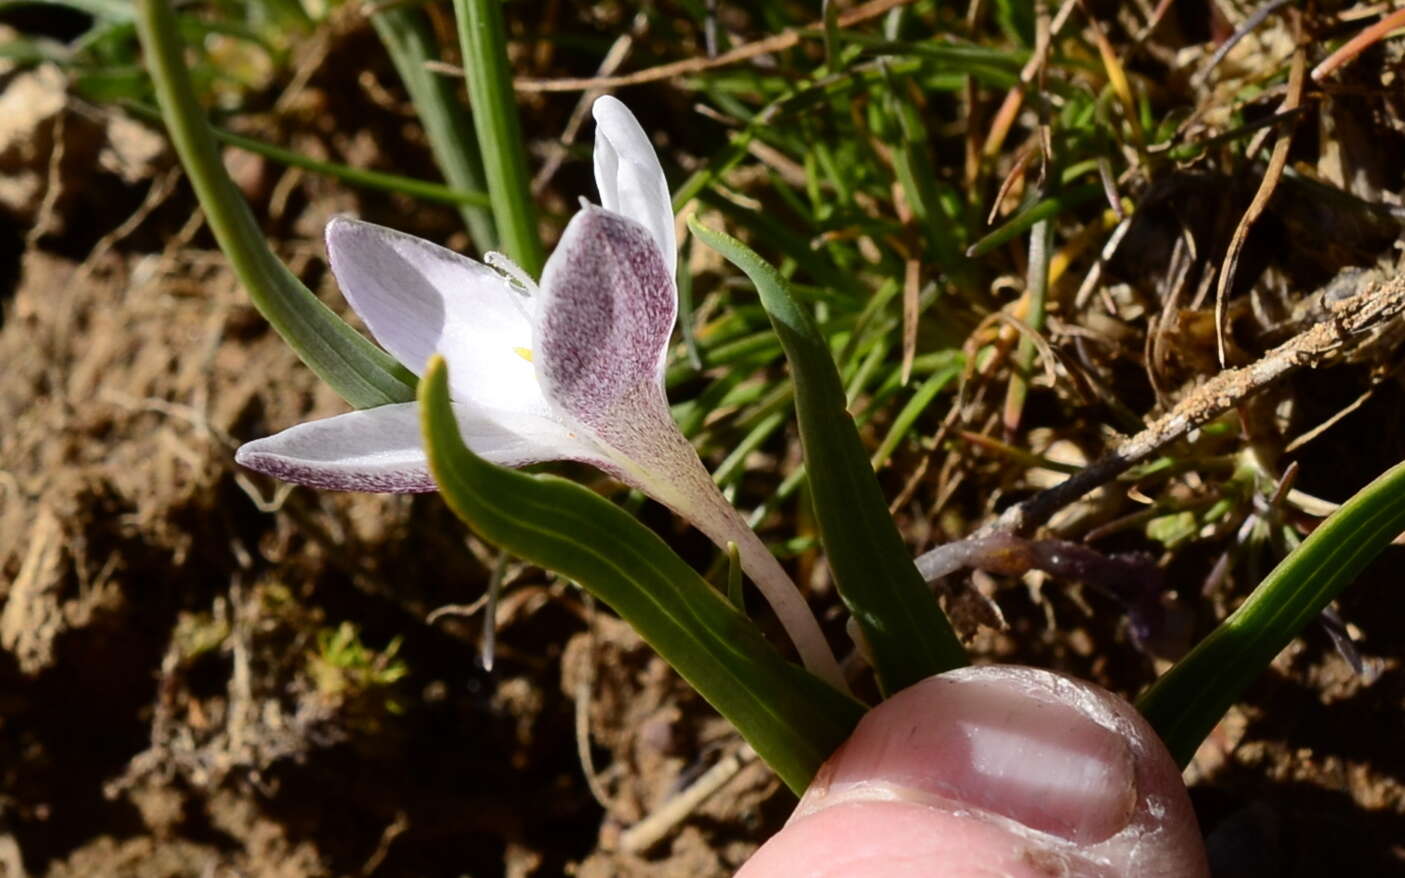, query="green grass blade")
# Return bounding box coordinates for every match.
[676,233,705,371]
[726,541,745,612]
[135,0,415,409]
[690,218,968,694]
[371,6,498,249]
[1138,459,1405,767]
[1001,218,1051,433]
[967,184,1101,258]
[121,101,490,208]
[452,0,544,274]
[871,363,962,470]
[714,409,789,489]
[879,66,965,273]
[418,357,863,793]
